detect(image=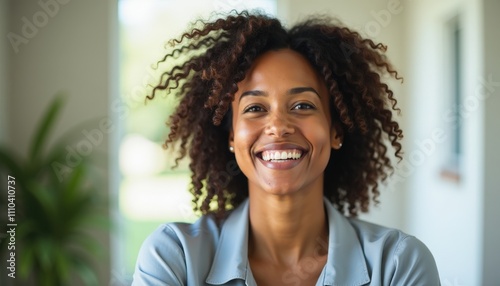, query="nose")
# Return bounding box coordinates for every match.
[264,112,295,137]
